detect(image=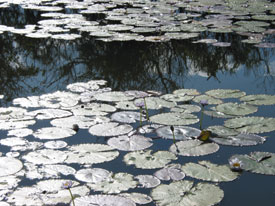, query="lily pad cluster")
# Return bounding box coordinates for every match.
[0,0,274,45]
[0,80,274,205]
